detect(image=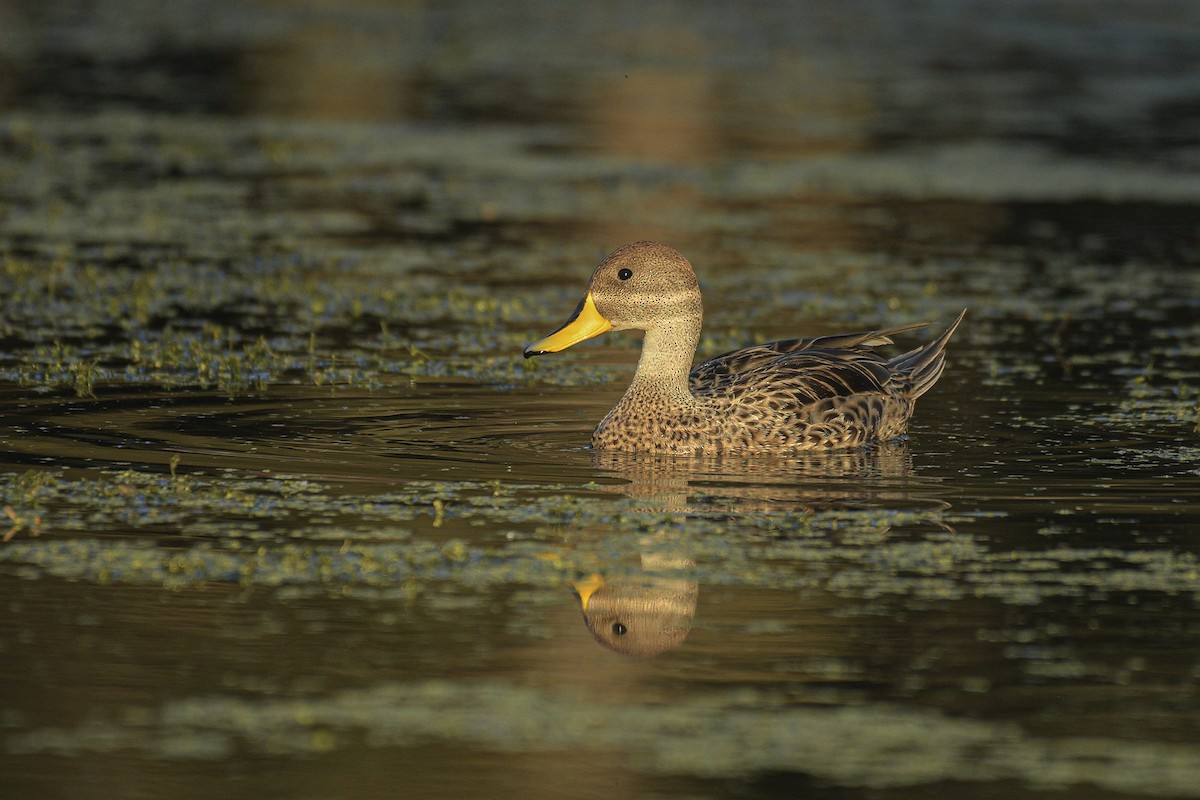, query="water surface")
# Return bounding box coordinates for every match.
[2,2,1200,798]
